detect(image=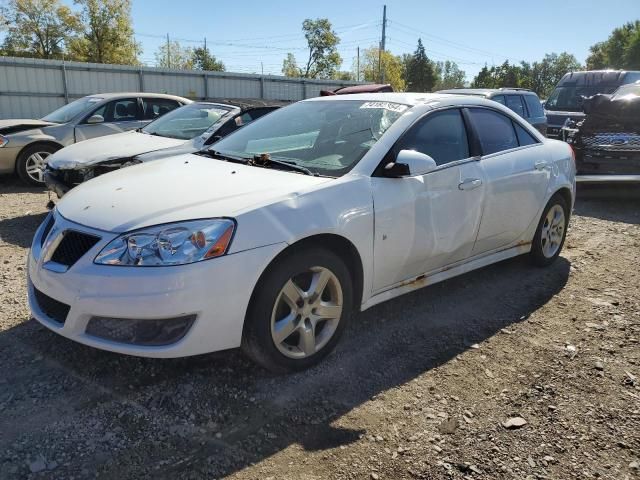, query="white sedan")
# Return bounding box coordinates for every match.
[28,93,575,372]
